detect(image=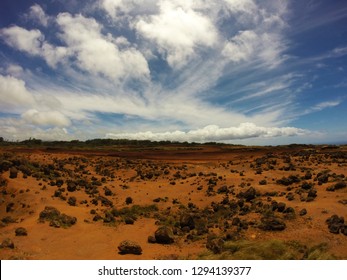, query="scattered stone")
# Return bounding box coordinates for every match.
[326,215,345,235]
[259,217,286,231]
[124,217,135,225]
[125,197,133,205]
[277,202,286,212]
[147,236,156,243]
[180,214,195,230]
[39,206,77,228]
[299,209,307,216]
[67,196,77,206]
[206,236,224,254]
[0,238,15,249]
[67,181,77,192]
[118,240,142,255]
[9,167,18,179]
[239,187,257,202]
[15,227,28,236]
[327,181,347,192]
[155,226,175,244]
